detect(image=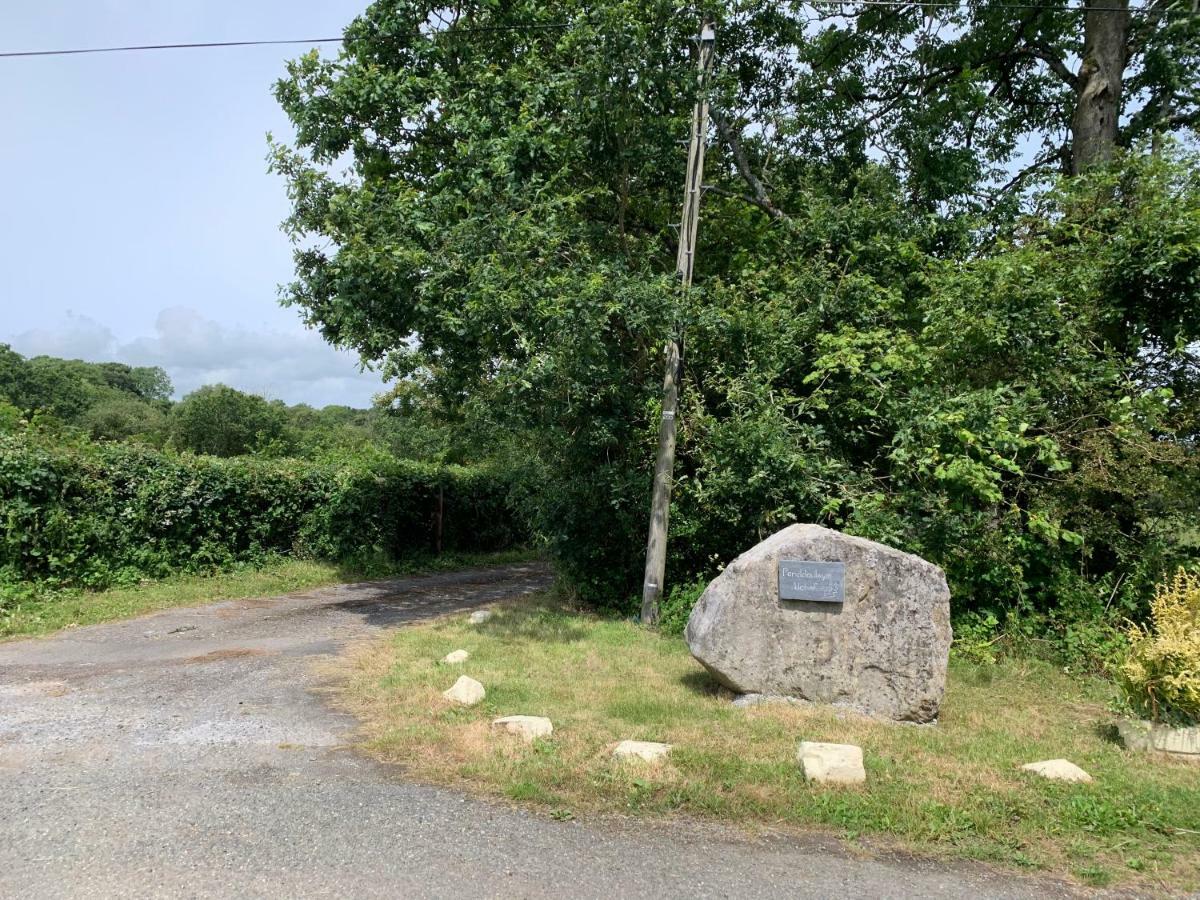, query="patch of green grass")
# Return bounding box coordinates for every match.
[341,595,1200,890]
[0,549,539,640]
